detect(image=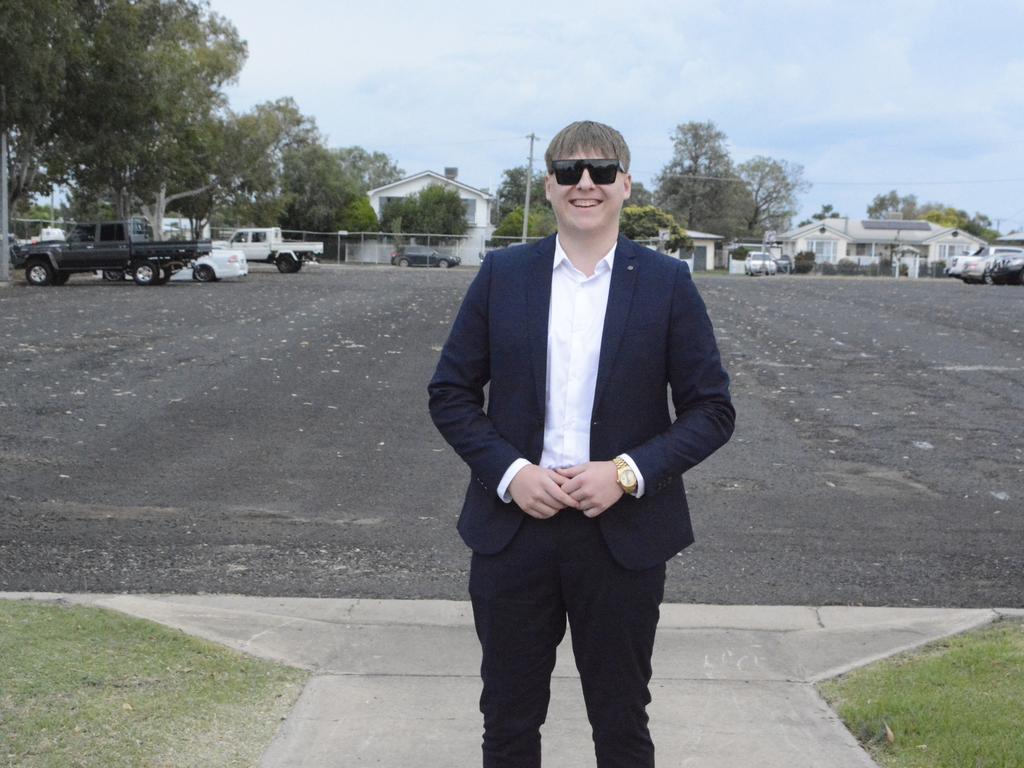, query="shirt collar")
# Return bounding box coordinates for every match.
[553,235,616,275]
